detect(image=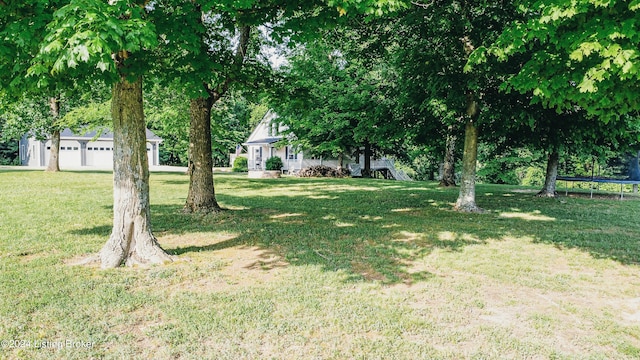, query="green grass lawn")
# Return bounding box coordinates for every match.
[1,169,640,359]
